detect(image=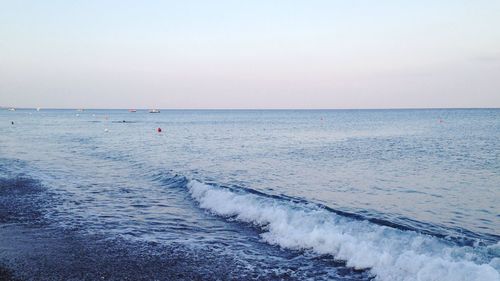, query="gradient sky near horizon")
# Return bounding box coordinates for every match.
[1,0,500,109]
